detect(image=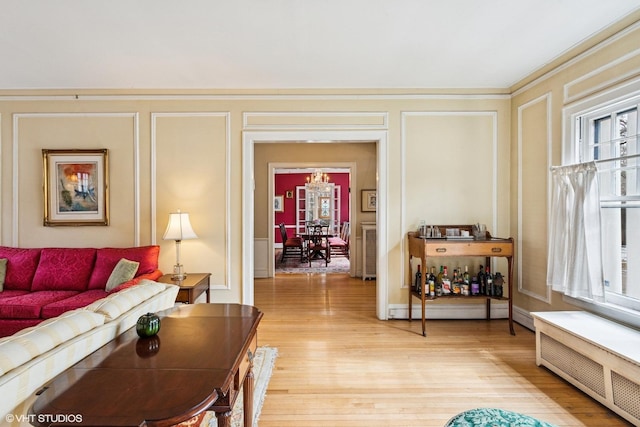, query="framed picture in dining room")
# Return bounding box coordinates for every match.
[274,195,284,212]
[361,189,377,212]
[42,149,109,226]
